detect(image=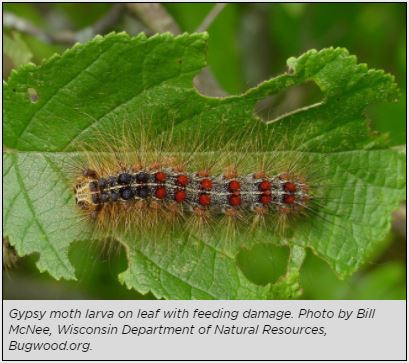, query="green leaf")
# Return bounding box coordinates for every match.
[301,250,406,300]
[3,33,405,299]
